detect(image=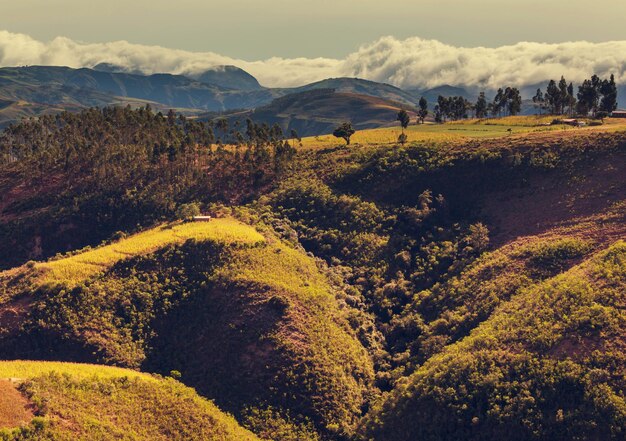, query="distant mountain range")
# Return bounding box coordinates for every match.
[0,64,624,133]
